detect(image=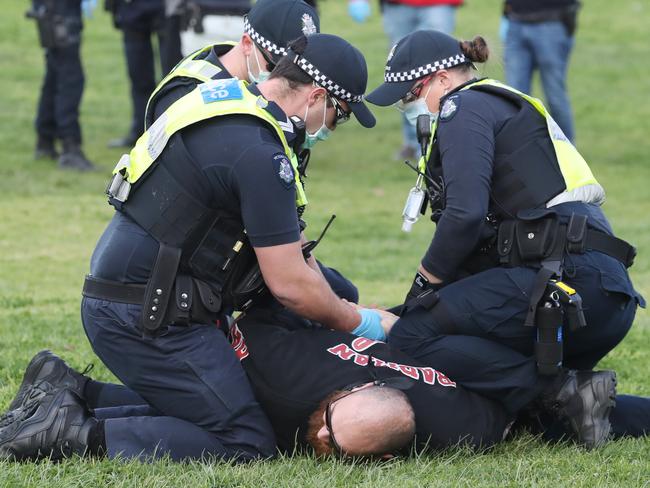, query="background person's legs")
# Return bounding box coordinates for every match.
[528,21,576,142]
[504,21,535,96]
